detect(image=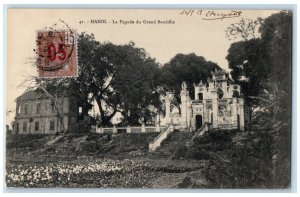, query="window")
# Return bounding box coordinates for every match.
[45,102,48,112]
[51,103,55,112]
[198,93,203,100]
[50,121,55,131]
[233,90,240,98]
[78,107,84,120]
[36,103,41,114]
[24,104,28,114]
[23,122,27,132]
[35,122,39,131]
[17,105,21,114]
[217,88,224,99]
